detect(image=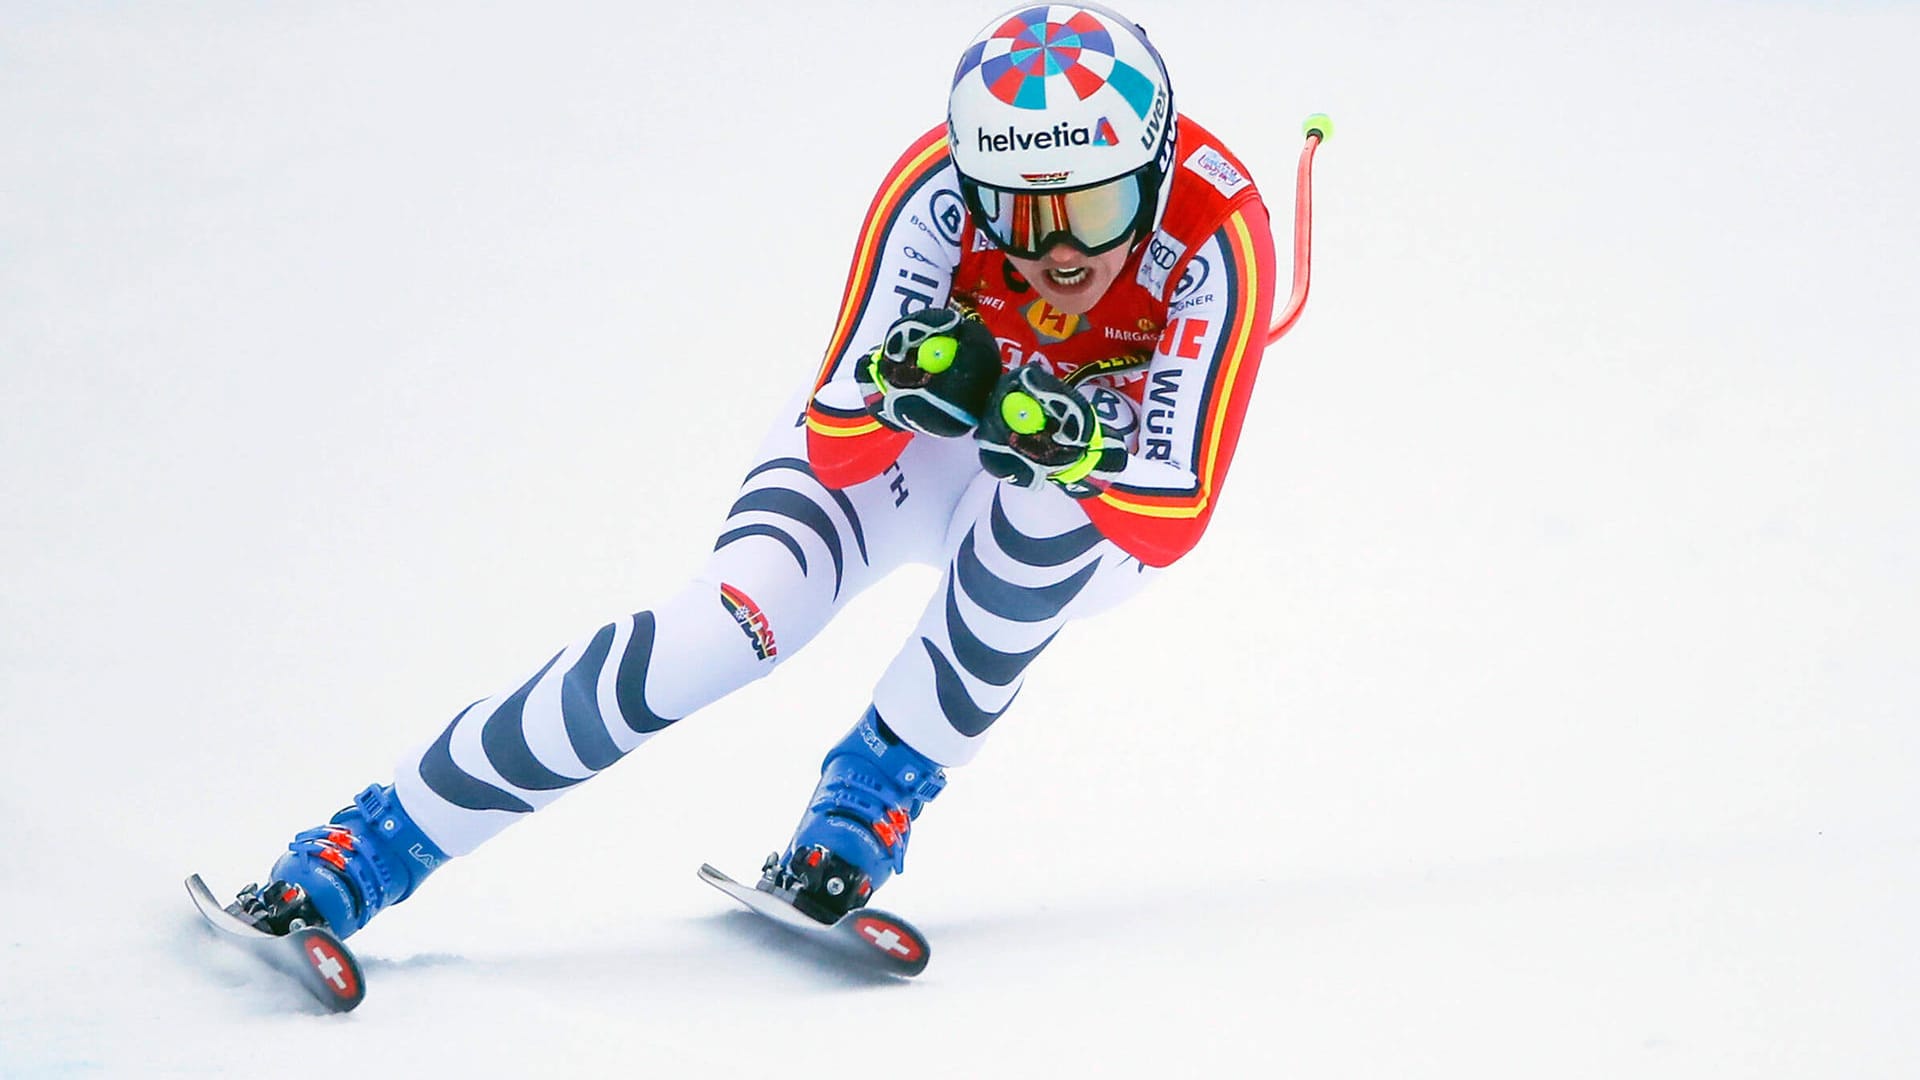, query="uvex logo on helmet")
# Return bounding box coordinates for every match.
[1139,86,1168,151]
